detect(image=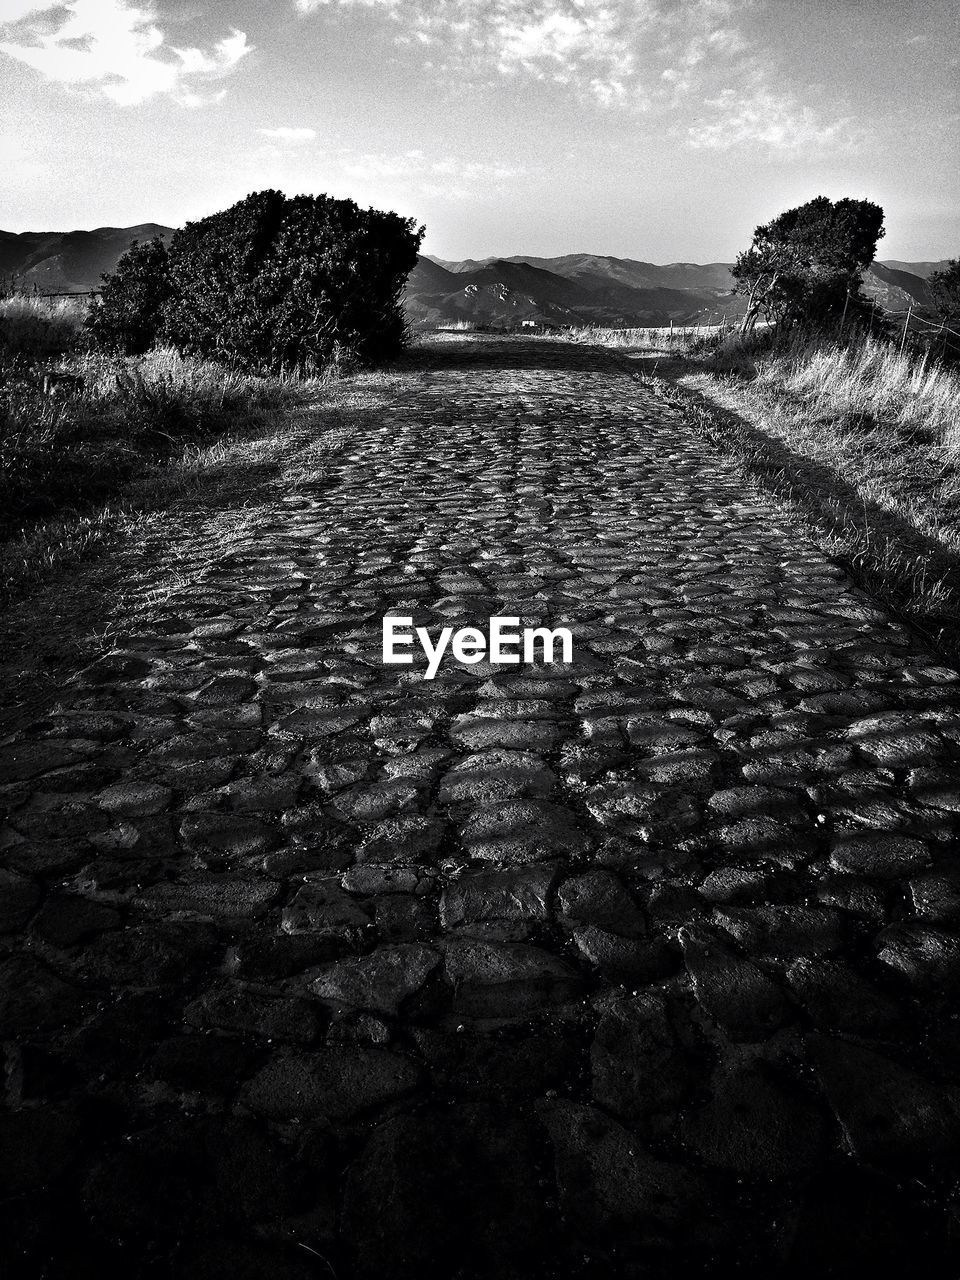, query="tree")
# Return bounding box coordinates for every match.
[733,196,885,333]
[160,190,424,372]
[929,260,960,324]
[87,237,171,355]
